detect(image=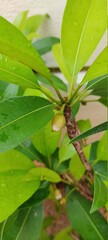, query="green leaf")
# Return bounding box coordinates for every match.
[24,14,49,35]
[61,0,107,77]
[24,167,61,183]
[0,204,43,240]
[0,17,51,79]
[36,73,67,92]
[21,187,49,209]
[52,44,71,82]
[0,170,40,223]
[0,96,54,152]
[16,139,43,161]
[31,121,61,157]
[81,47,108,84]
[69,145,91,180]
[33,37,60,55]
[67,191,107,240]
[96,132,108,161]
[71,101,80,119]
[13,10,28,31]
[0,149,34,172]
[90,174,107,213]
[69,122,108,144]
[0,81,8,96]
[0,83,19,102]
[54,227,72,240]
[77,119,91,136]
[0,53,39,89]
[59,134,76,165]
[87,75,108,99]
[93,161,108,180]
